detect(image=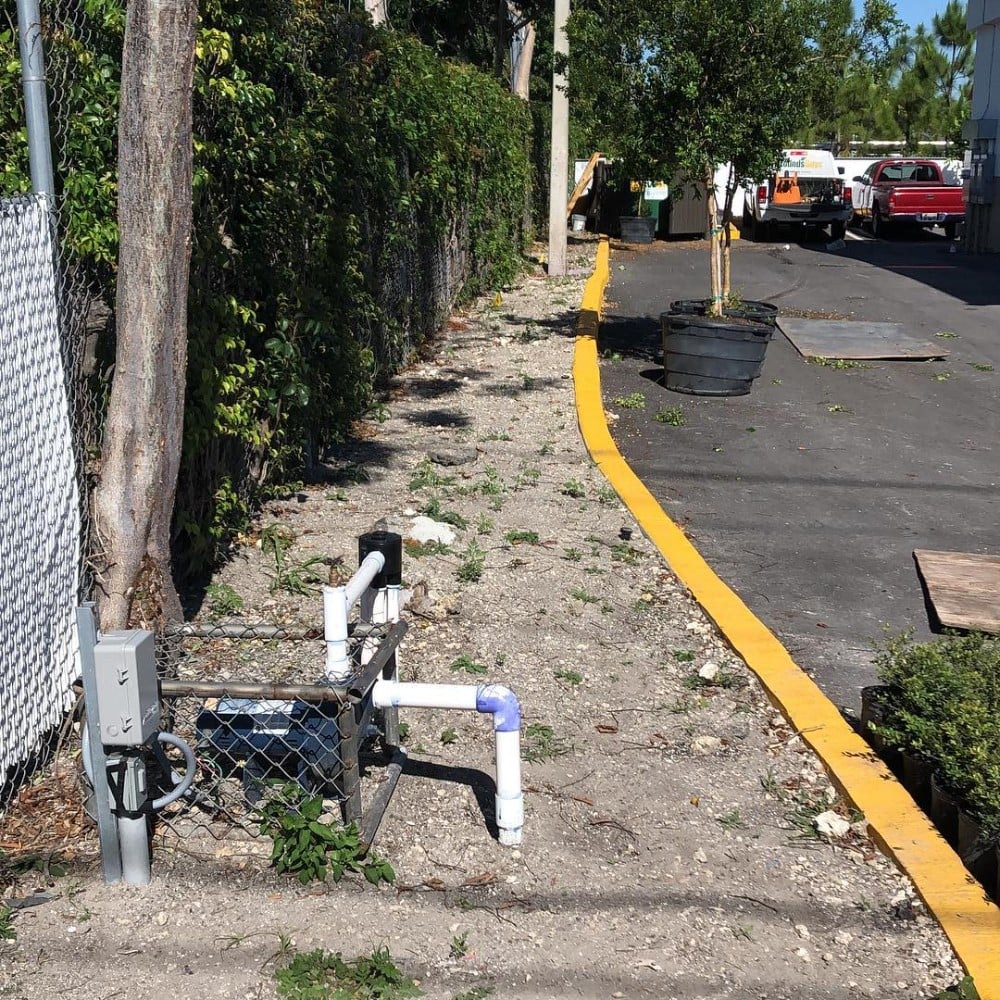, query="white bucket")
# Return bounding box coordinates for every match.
[570,214,586,232]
